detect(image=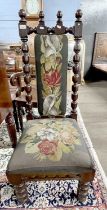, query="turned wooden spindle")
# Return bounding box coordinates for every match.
[77,181,89,202]
[55,11,66,34]
[14,182,28,204]
[71,9,82,120]
[37,11,47,34]
[19,9,33,120]
[39,10,45,22]
[57,11,63,24]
